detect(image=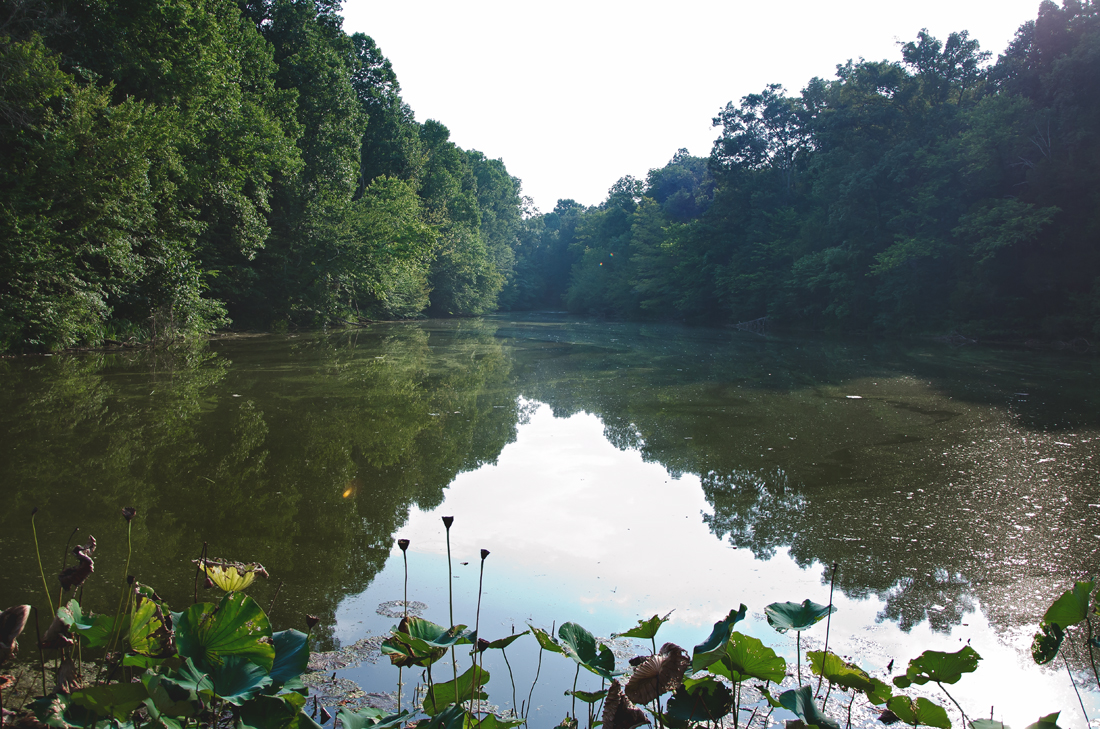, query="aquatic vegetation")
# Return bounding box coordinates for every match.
[4,506,1091,729]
